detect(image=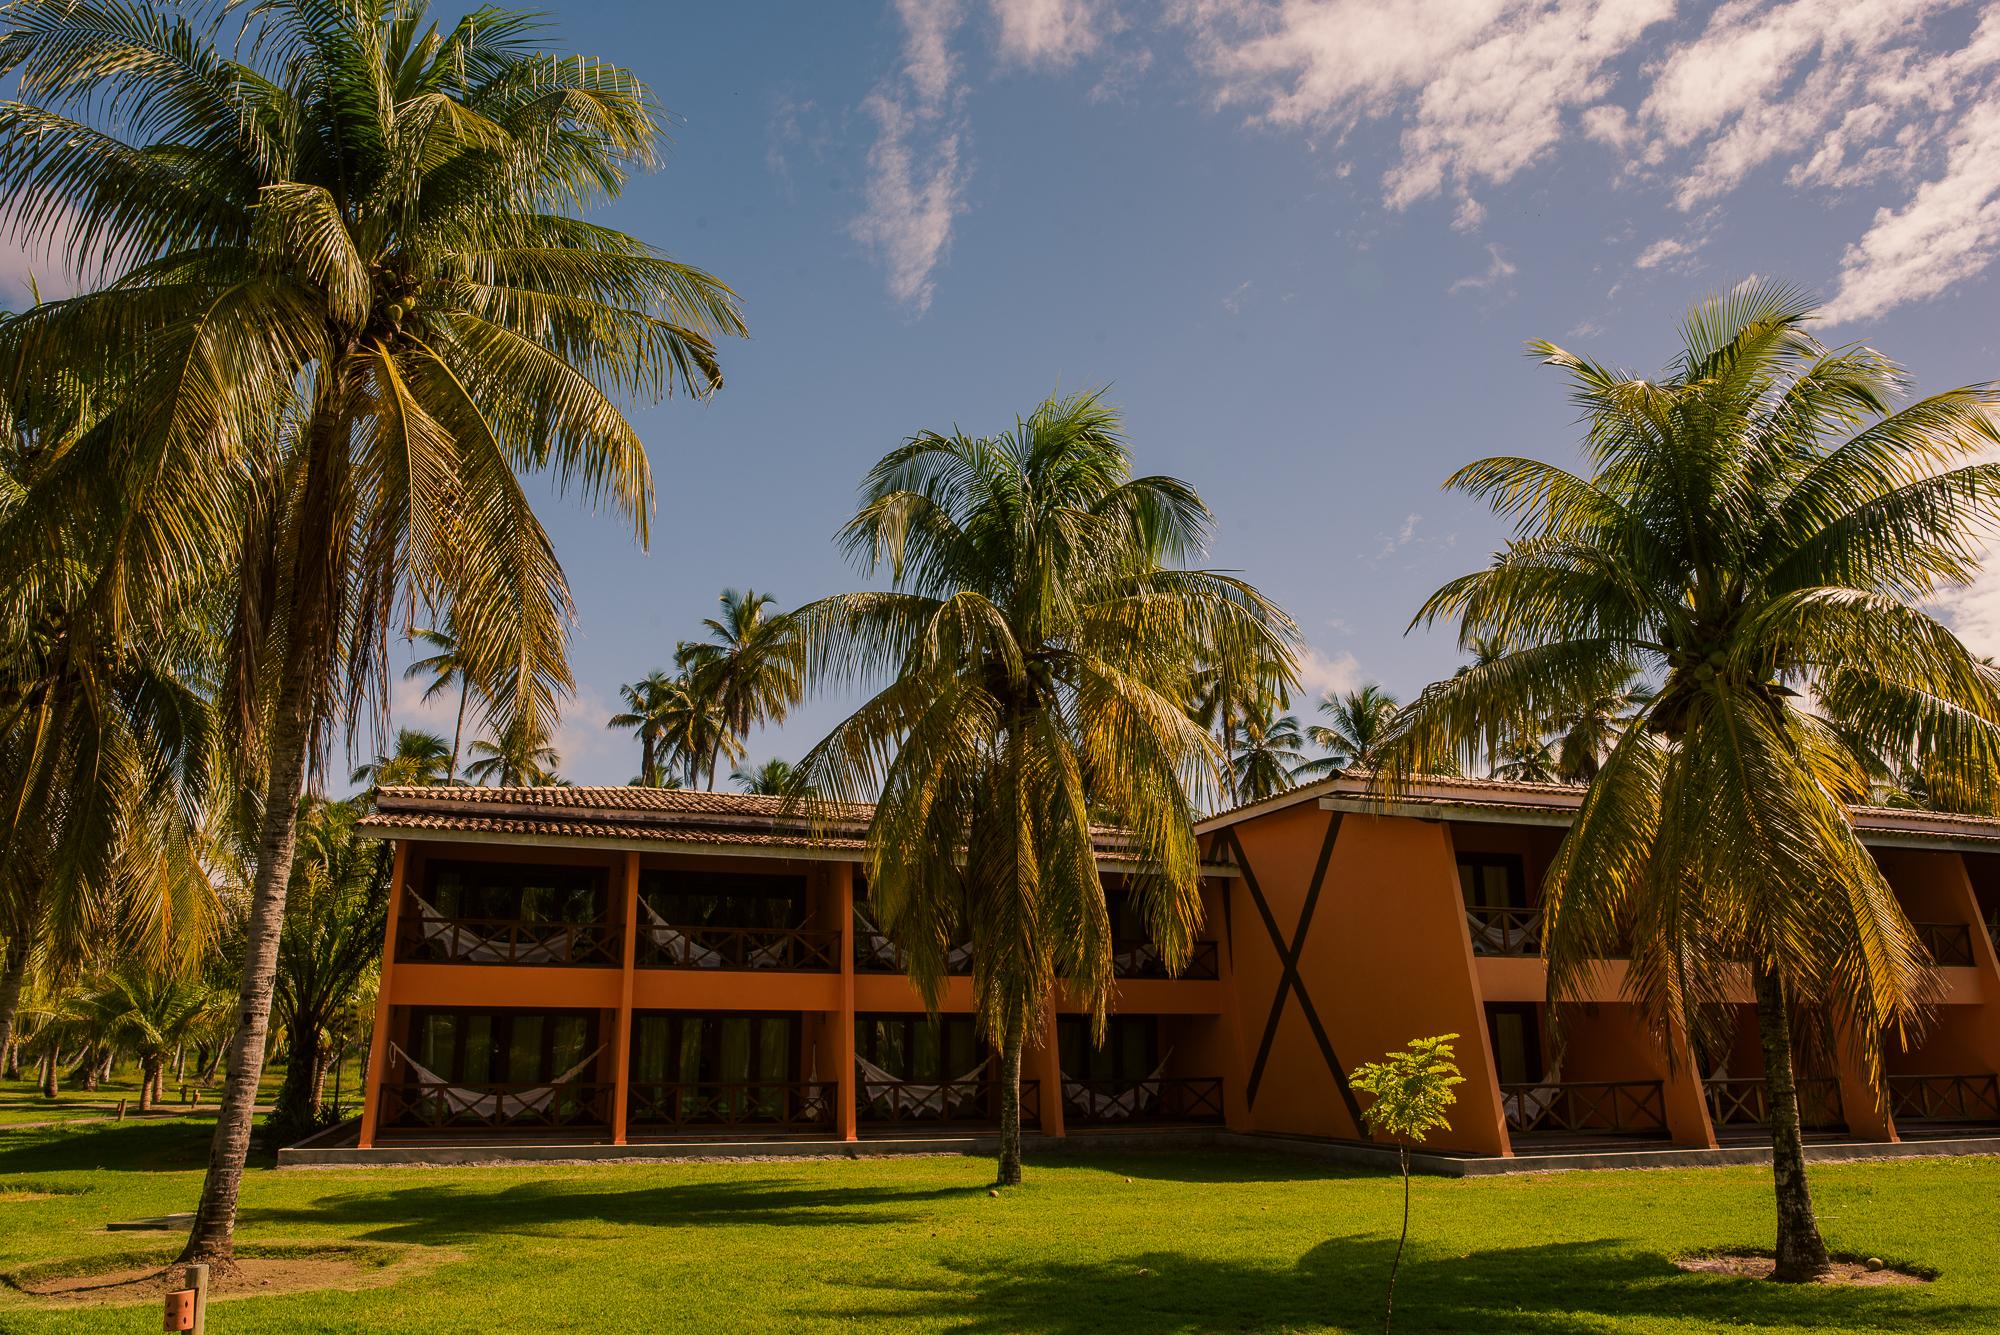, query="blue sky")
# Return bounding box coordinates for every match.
[441,0,2000,787]
[30,1,1991,787]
